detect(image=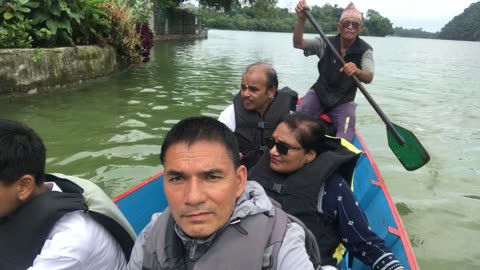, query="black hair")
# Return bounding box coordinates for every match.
[280,113,331,154]
[160,116,241,169]
[0,119,46,186]
[244,62,278,89]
